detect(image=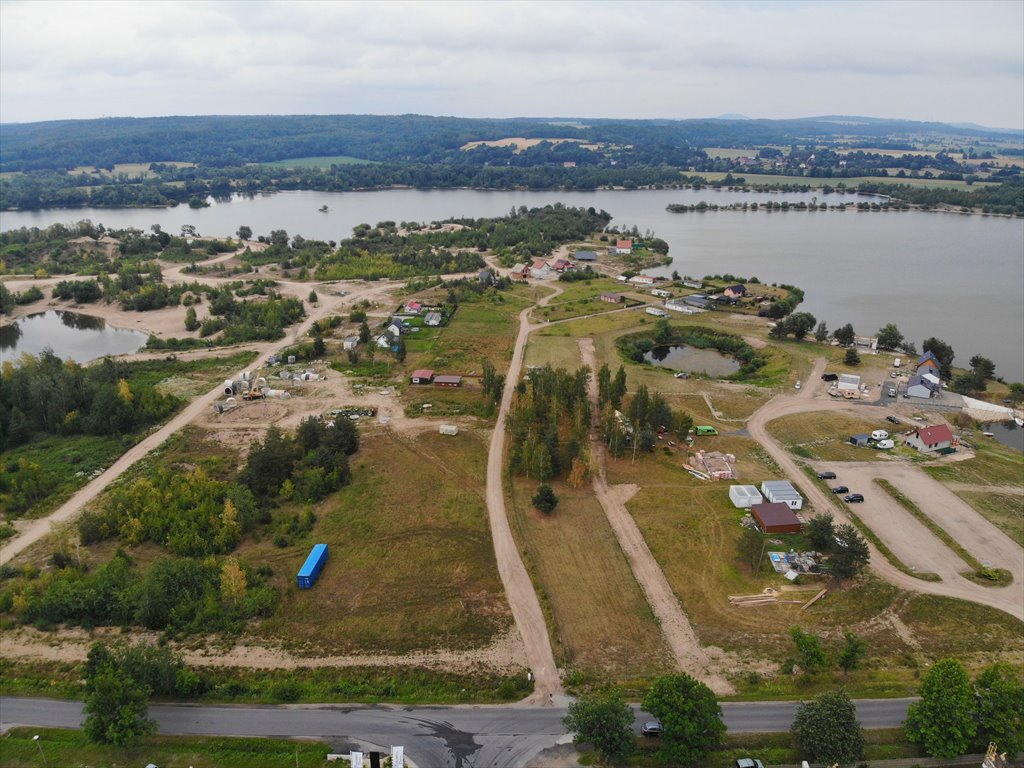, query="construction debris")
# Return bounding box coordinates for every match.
[800,588,829,611]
